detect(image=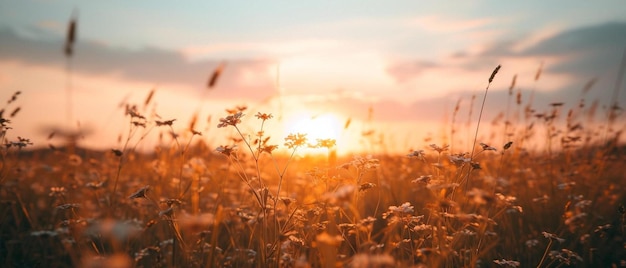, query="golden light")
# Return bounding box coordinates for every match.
[285,112,342,154]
